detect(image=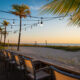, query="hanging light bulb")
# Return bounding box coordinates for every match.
[13,19,15,25]
[24,24,26,26]
[25,28,26,31]
[38,20,40,24]
[11,25,13,29]
[35,23,37,26]
[33,23,35,26]
[14,30,17,34]
[37,20,40,26]
[31,25,32,29]
[40,17,43,26]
